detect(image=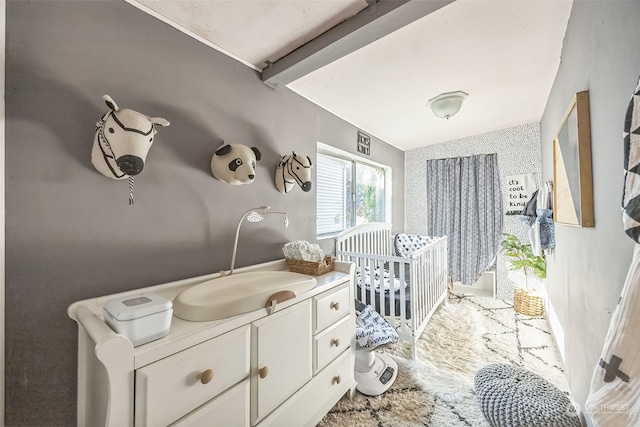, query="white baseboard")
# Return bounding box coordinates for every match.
[543,288,565,363]
[452,271,496,299]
